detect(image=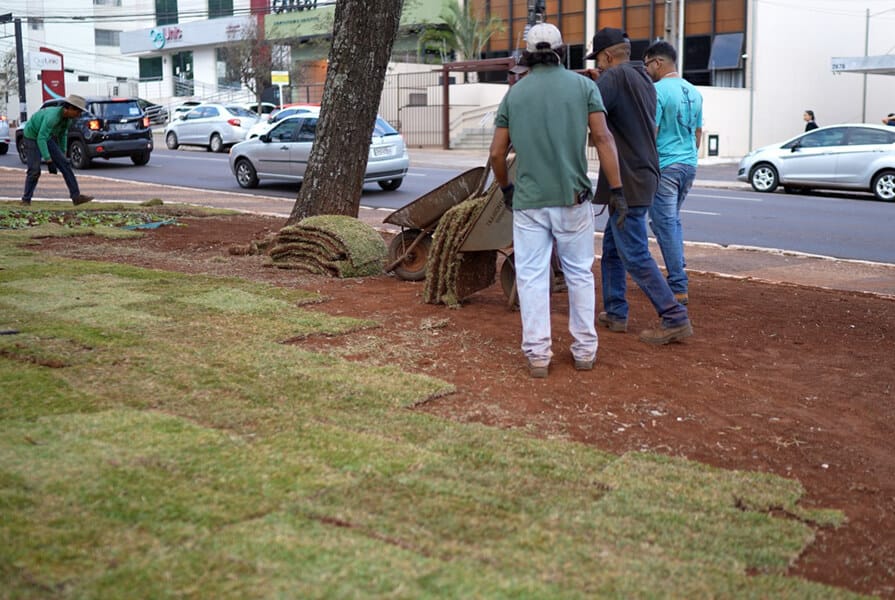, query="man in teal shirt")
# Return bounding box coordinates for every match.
[490,23,624,378]
[21,94,93,206]
[643,41,703,305]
